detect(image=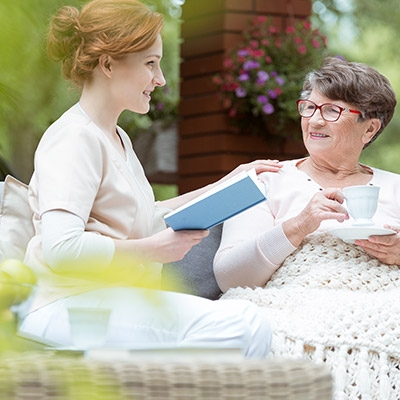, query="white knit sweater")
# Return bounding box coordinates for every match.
[221,233,400,400]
